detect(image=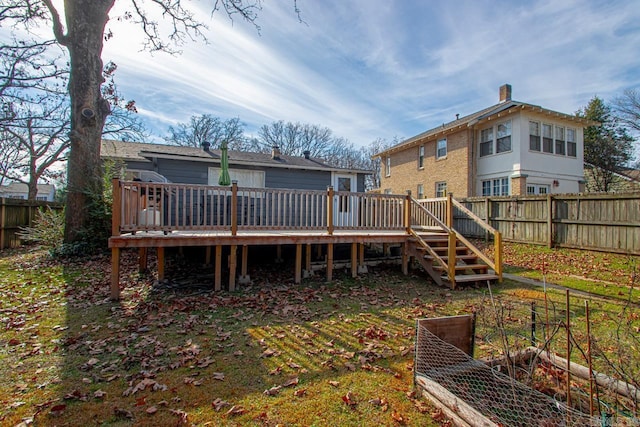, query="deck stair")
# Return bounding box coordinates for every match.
[408,196,502,289]
[408,231,498,288]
